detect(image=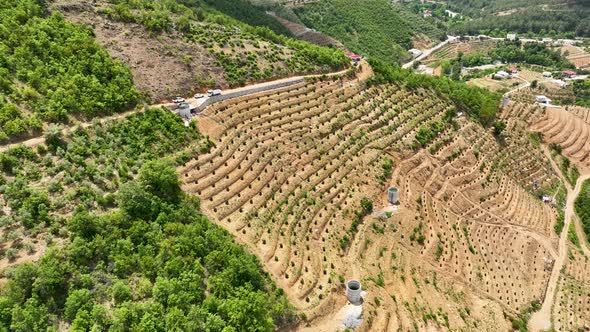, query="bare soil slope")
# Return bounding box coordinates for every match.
[52,0,226,102]
[178,72,562,330]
